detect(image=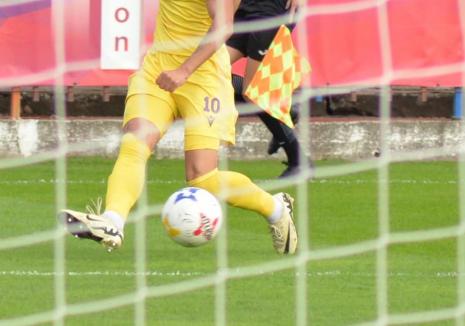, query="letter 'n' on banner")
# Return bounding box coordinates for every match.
[100,0,141,70]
